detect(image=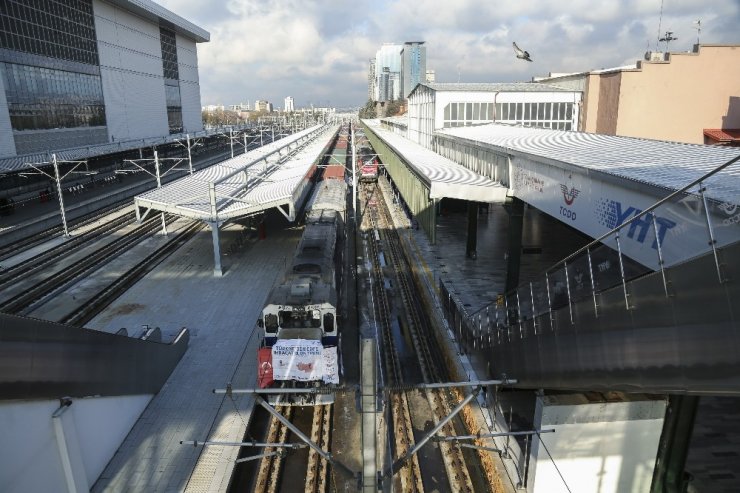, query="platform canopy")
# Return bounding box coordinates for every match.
[134,124,338,225]
[439,123,740,205]
[362,119,507,203]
